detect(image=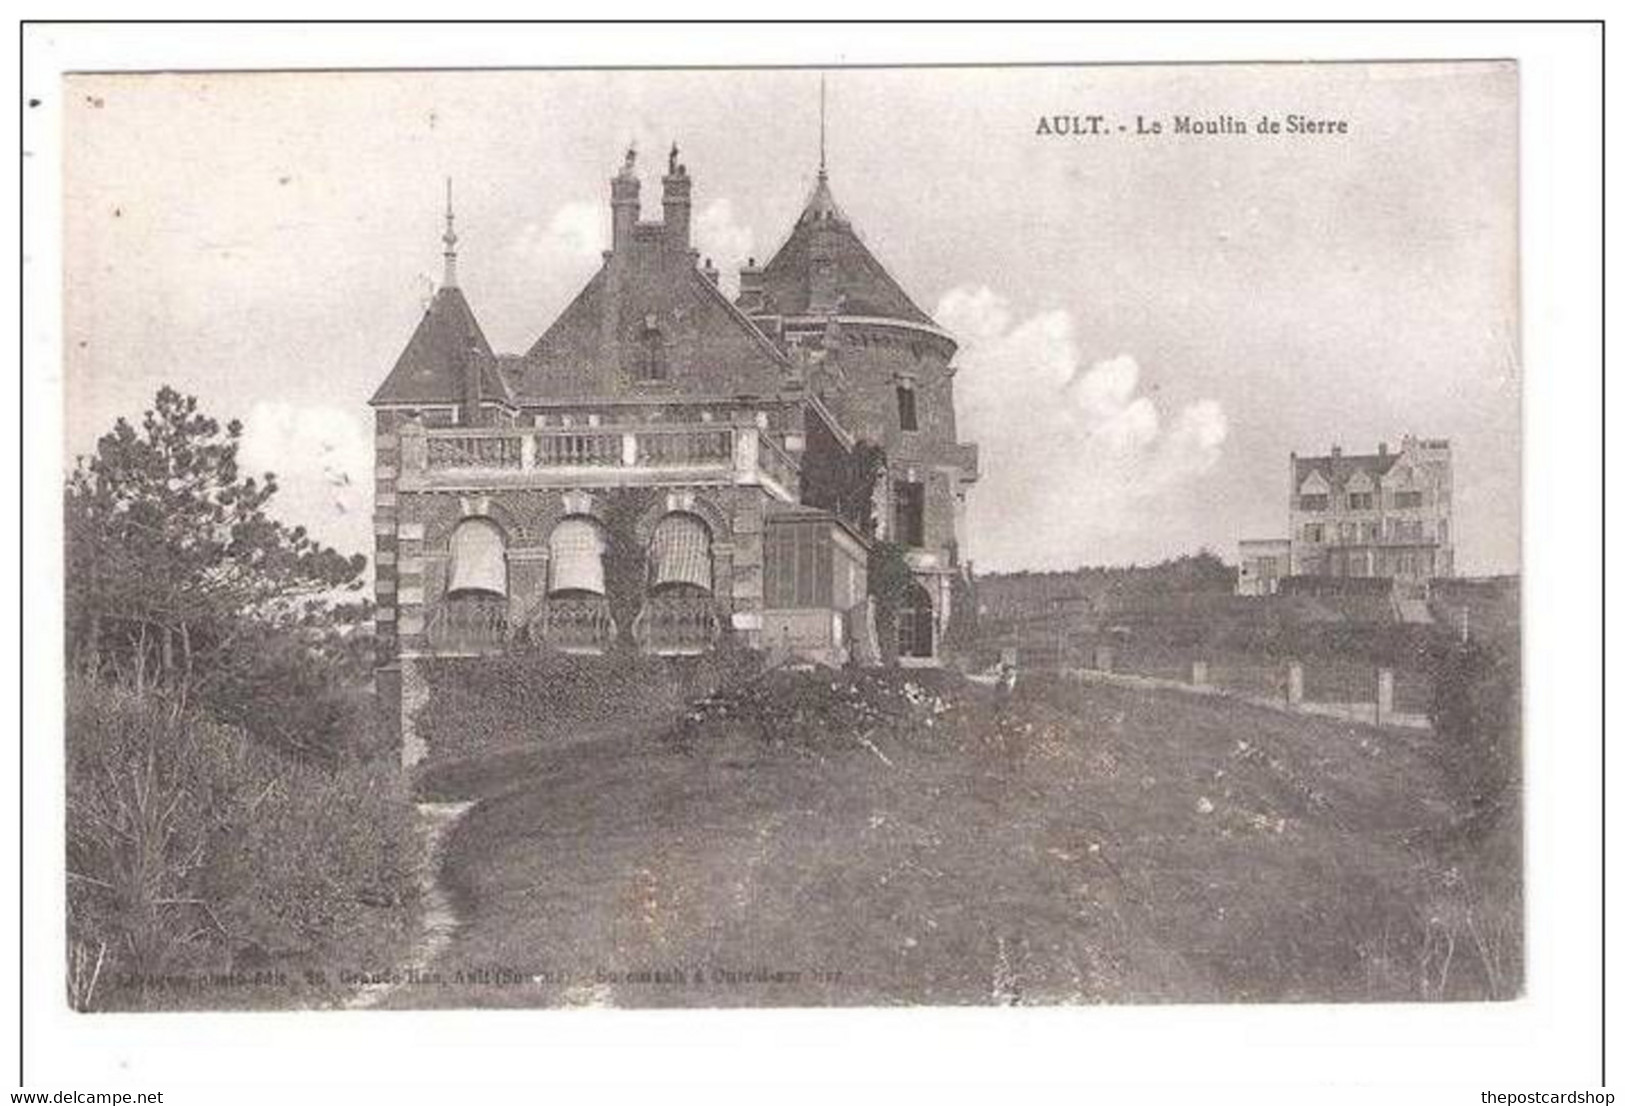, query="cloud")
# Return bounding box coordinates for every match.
[937,285,1227,568]
[506,195,754,297]
[239,401,370,550]
[510,200,607,270]
[693,199,755,295]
